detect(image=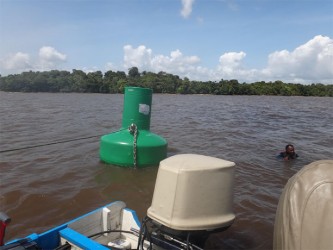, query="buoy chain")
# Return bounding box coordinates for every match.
[133,126,138,169]
[129,123,138,169]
